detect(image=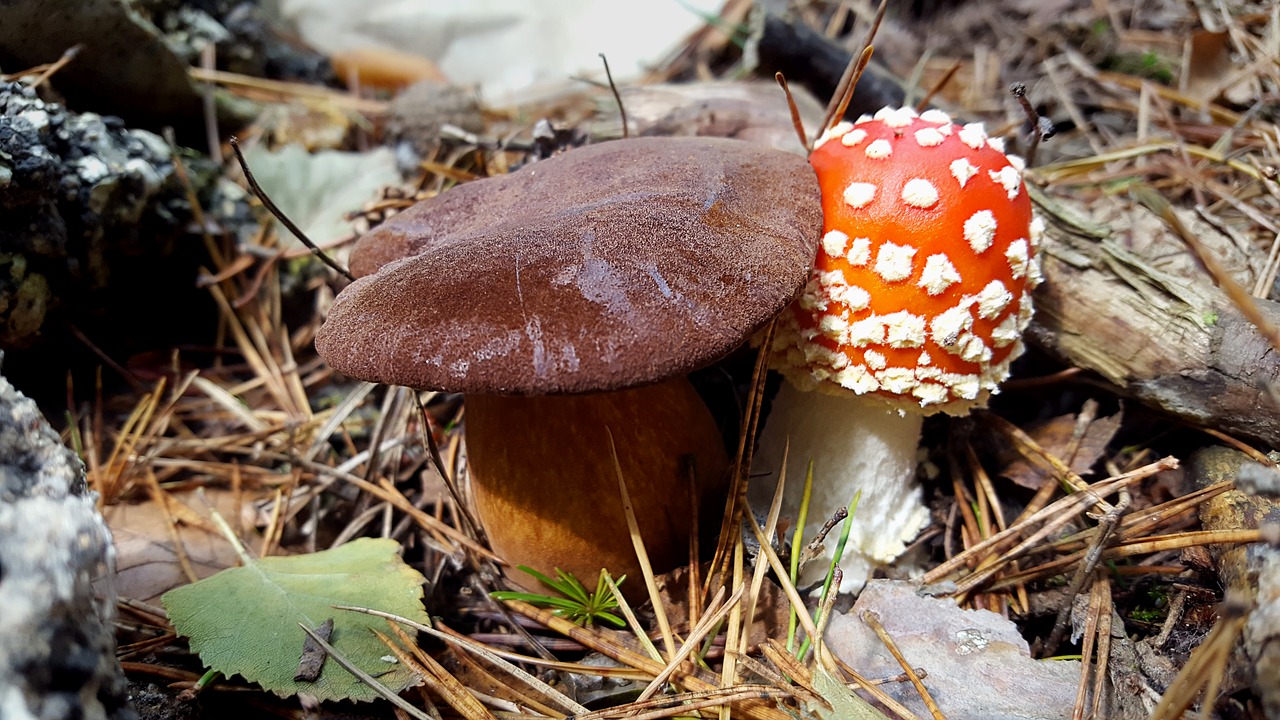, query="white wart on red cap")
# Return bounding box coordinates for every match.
[771,106,1044,413]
